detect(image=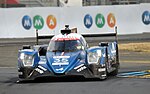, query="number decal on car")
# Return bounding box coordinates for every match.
[52,58,69,66]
